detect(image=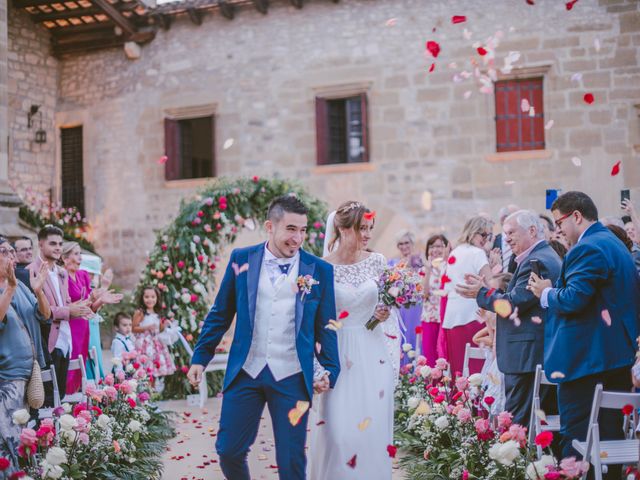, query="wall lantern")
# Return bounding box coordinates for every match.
[27,104,47,144]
